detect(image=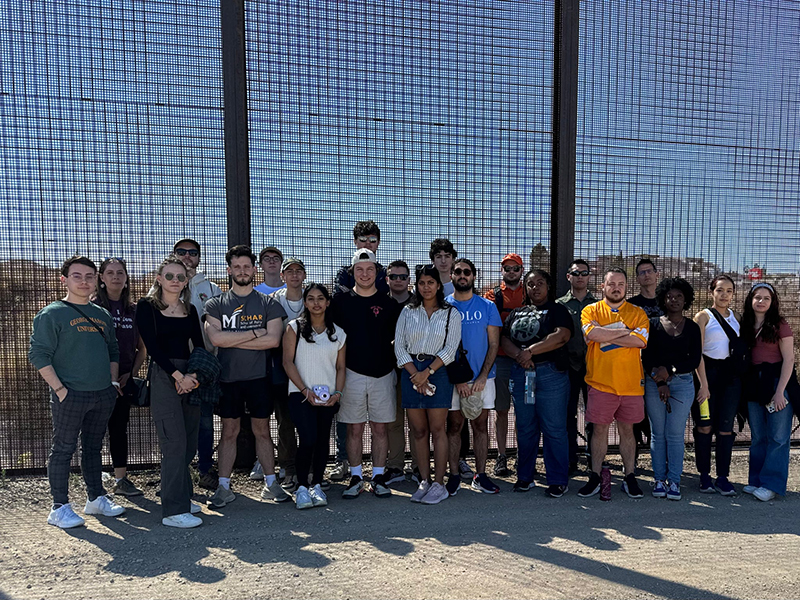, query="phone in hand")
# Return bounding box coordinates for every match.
[766,401,777,414]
